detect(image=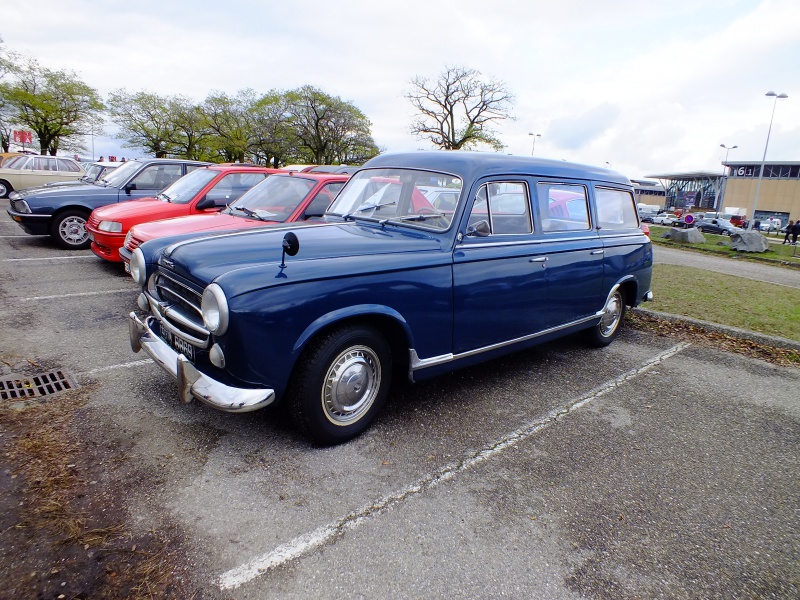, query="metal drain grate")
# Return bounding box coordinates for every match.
[0,370,79,401]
